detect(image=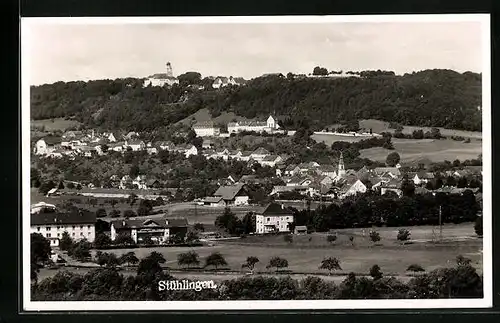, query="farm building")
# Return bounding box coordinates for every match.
[211,183,249,206]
